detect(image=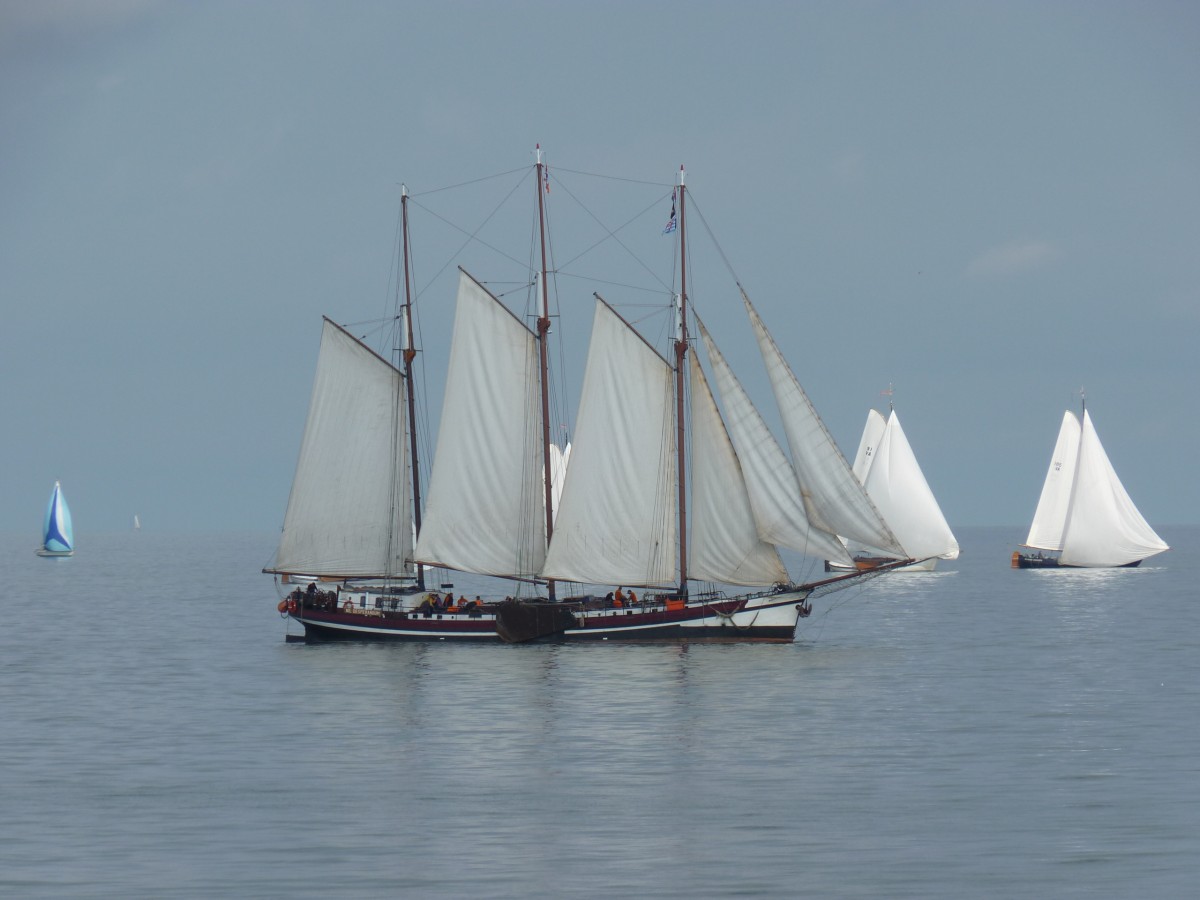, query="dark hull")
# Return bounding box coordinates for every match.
[1012,552,1142,569]
[284,591,808,644]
